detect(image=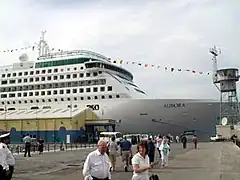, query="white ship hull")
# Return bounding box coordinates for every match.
[90,99,219,139]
